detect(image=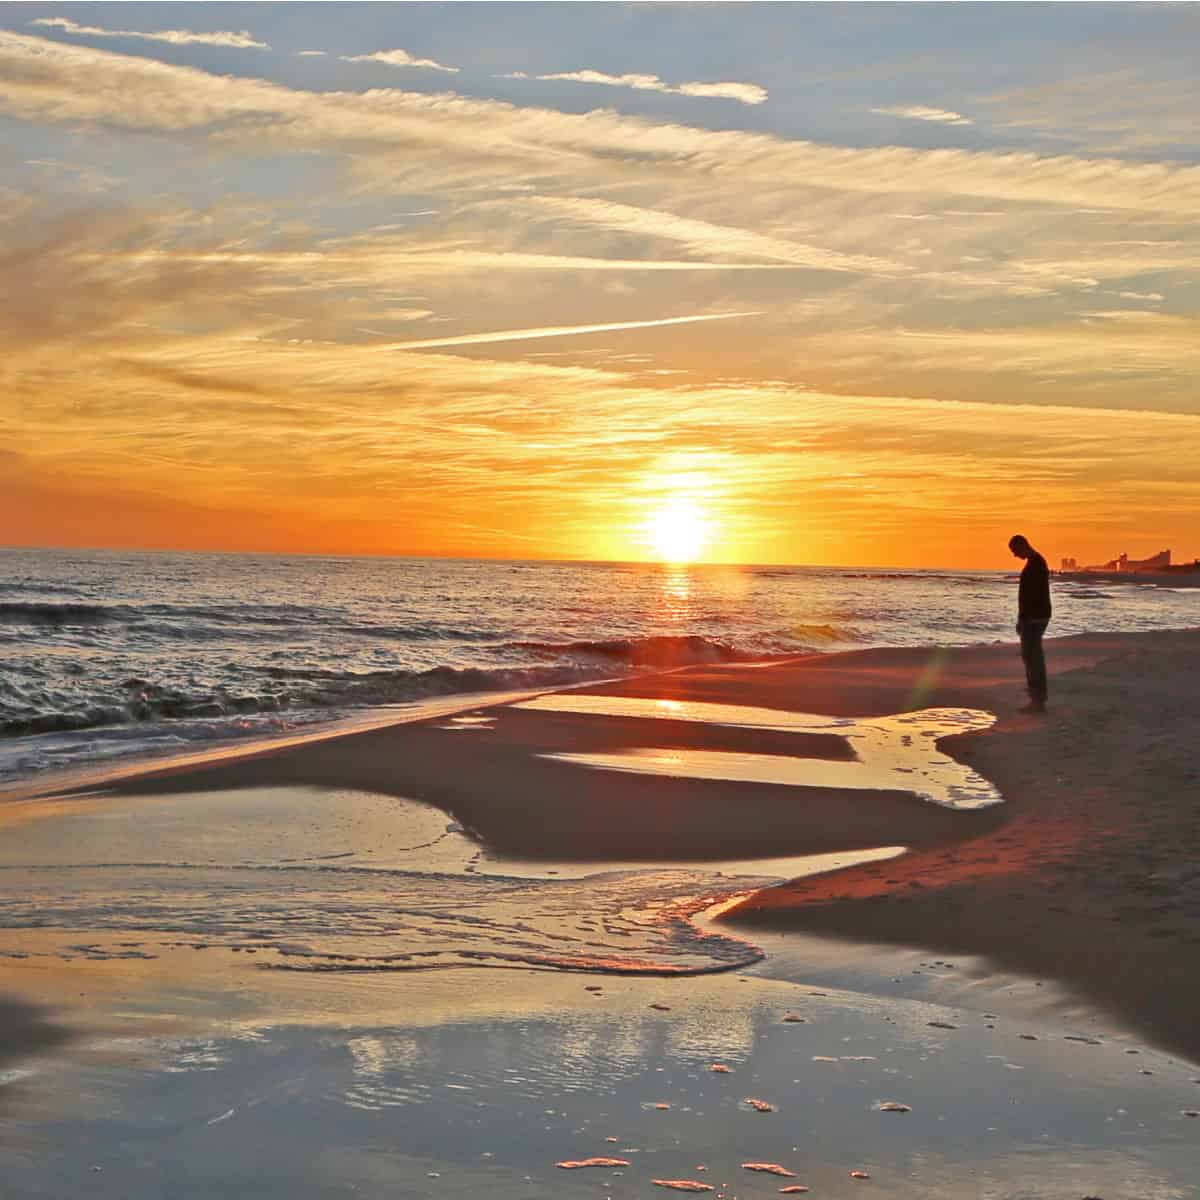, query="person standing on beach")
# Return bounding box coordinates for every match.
[1008,534,1051,714]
